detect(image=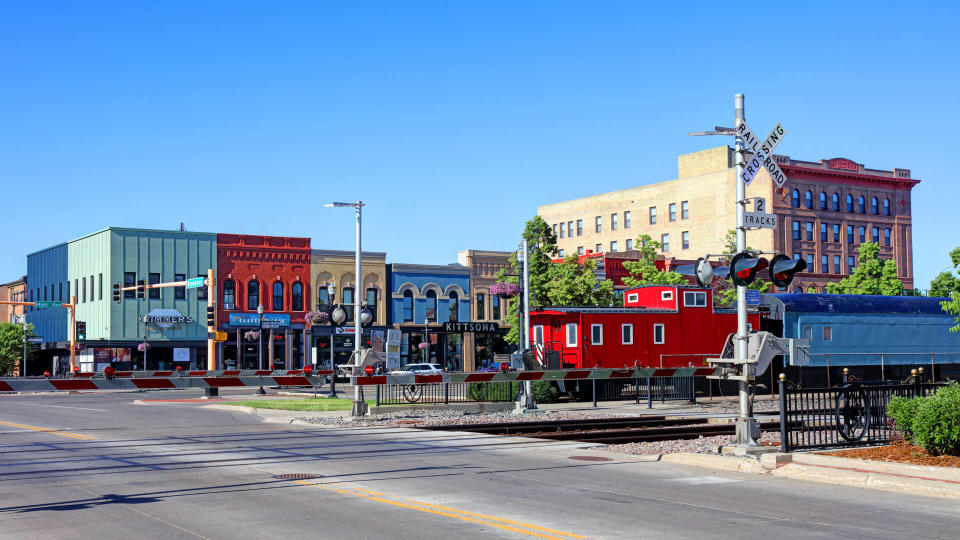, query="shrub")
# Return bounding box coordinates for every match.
[467,382,521,401]
[531,380,559,404]
[887,395,922,440]
[911,383,960,456]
